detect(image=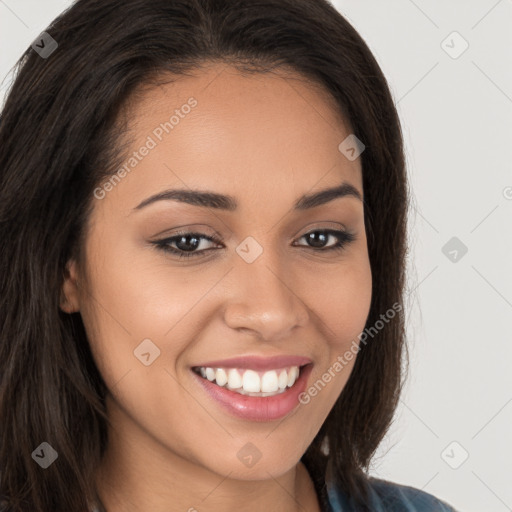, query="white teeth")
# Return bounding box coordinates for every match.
[278,369,288,389]
[242,369,261,392]
[215,368,228,387]
[227,368,243,389]
[261,370,279,393]
[195,365,303,396]
[287,366,299,387]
